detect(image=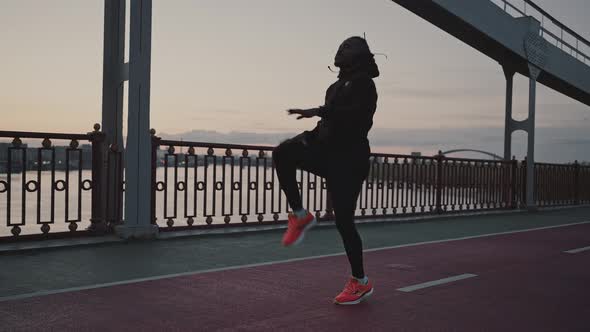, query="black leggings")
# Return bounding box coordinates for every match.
[272,137,370,278]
